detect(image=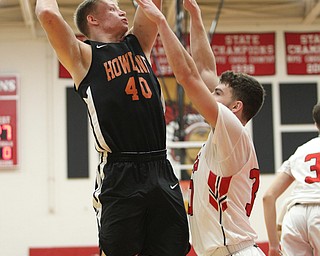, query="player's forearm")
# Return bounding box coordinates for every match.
[136,0,201,85]
[35,0,71,49]
[189,9,216,72]
[263,194,280,249]
[187,4,218,92]
[157,19,200,87]
[133,0,162,57]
